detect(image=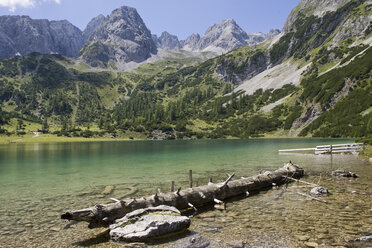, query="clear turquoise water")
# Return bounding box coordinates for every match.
[0,138,370,247]
[0,138,354,197]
